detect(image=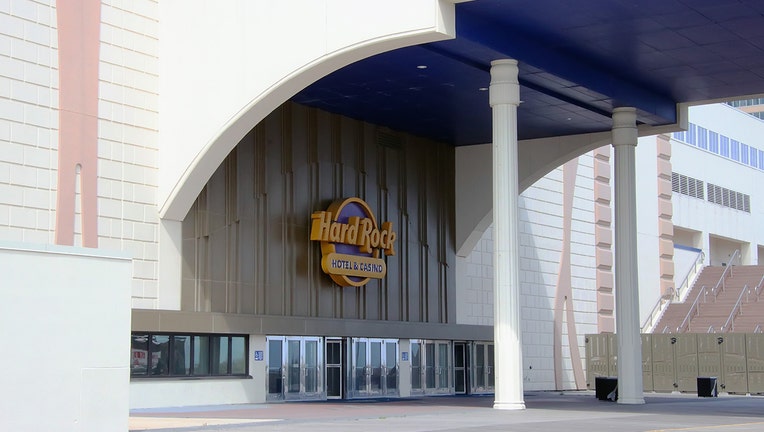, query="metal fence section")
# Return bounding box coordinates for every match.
[585,333,764,394]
